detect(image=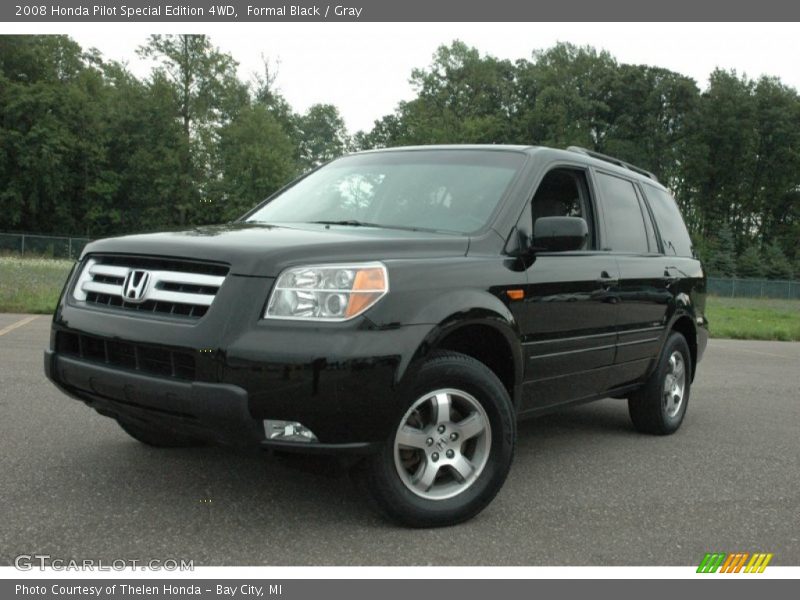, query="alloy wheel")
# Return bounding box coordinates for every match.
[663,351,686,418]
[393,388,491,500]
